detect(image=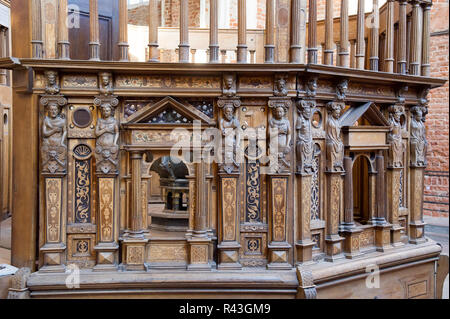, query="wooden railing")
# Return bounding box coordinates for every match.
[30,0,432,76]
